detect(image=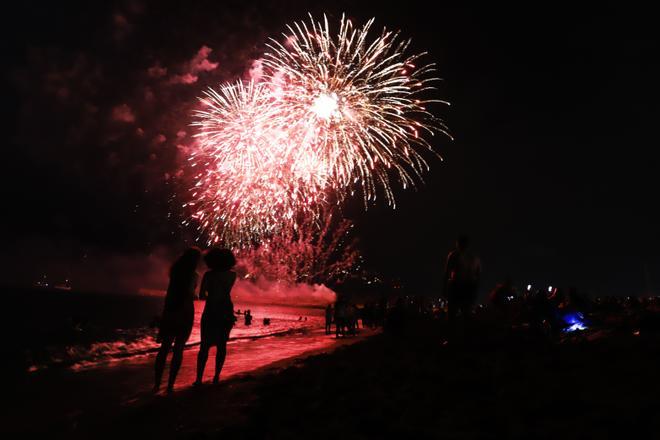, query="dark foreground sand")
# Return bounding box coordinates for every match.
[4,327,377,436]
[8,319,660,439]
[161,322,658,440]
